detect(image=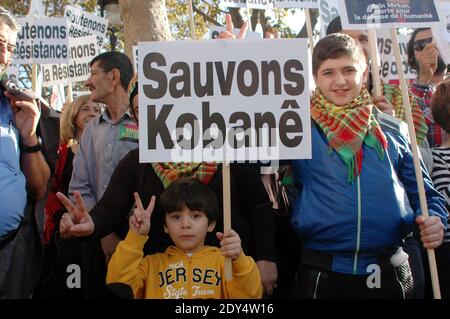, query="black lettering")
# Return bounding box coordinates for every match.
[391,61,397,75]
[143,52,167,99]
[202,102,225,148]
[60,25,66,38]
[384,39,392,55]
[158,272,165,287]
[284,60,304,95]
[320,0,331,22]
[255,112,276,147]
[194,62,213,97]
[203,269,214,285]
[192,268,202,283]
[281,100,300,109]
[261,61,282,95]
[399,42,407,55]
[176,113,199,150]
[214,271,222,286]
[215,61,235,95]
[147,104,174,149]
[279,110,303,147]
[89,43,96,56]
[165,269,174,285]
[380,61,389,78]
[237,60,259,97]
[229,111,251,148]
[170,62,191,98]
[377,38,384,54]
[176,267,186,283]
